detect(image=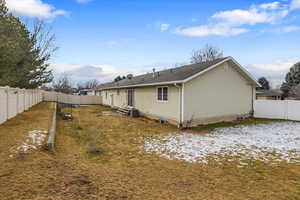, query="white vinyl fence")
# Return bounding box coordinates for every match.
[254,100,300,121]
[43,91,102,105]
[0,87,43,125]
[0,87,103,126]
